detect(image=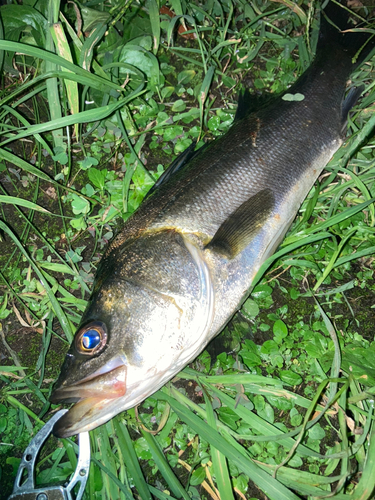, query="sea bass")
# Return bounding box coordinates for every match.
[51,4,373,437]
